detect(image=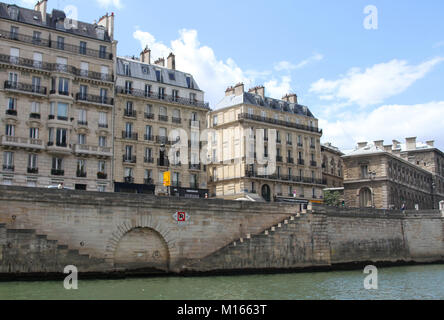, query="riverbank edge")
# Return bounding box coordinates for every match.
[1,259,443,282]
